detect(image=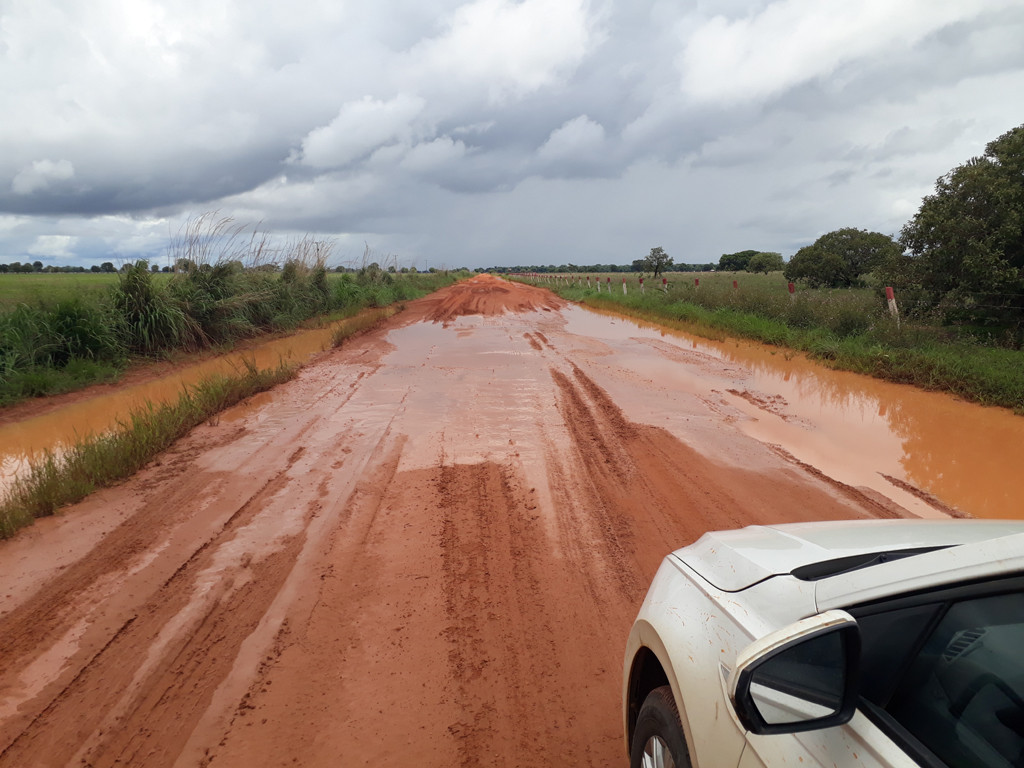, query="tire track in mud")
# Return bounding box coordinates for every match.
[0,469,313,767]
[0,342,404,766]
[546,363,884,592]
[438,461,555,767]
